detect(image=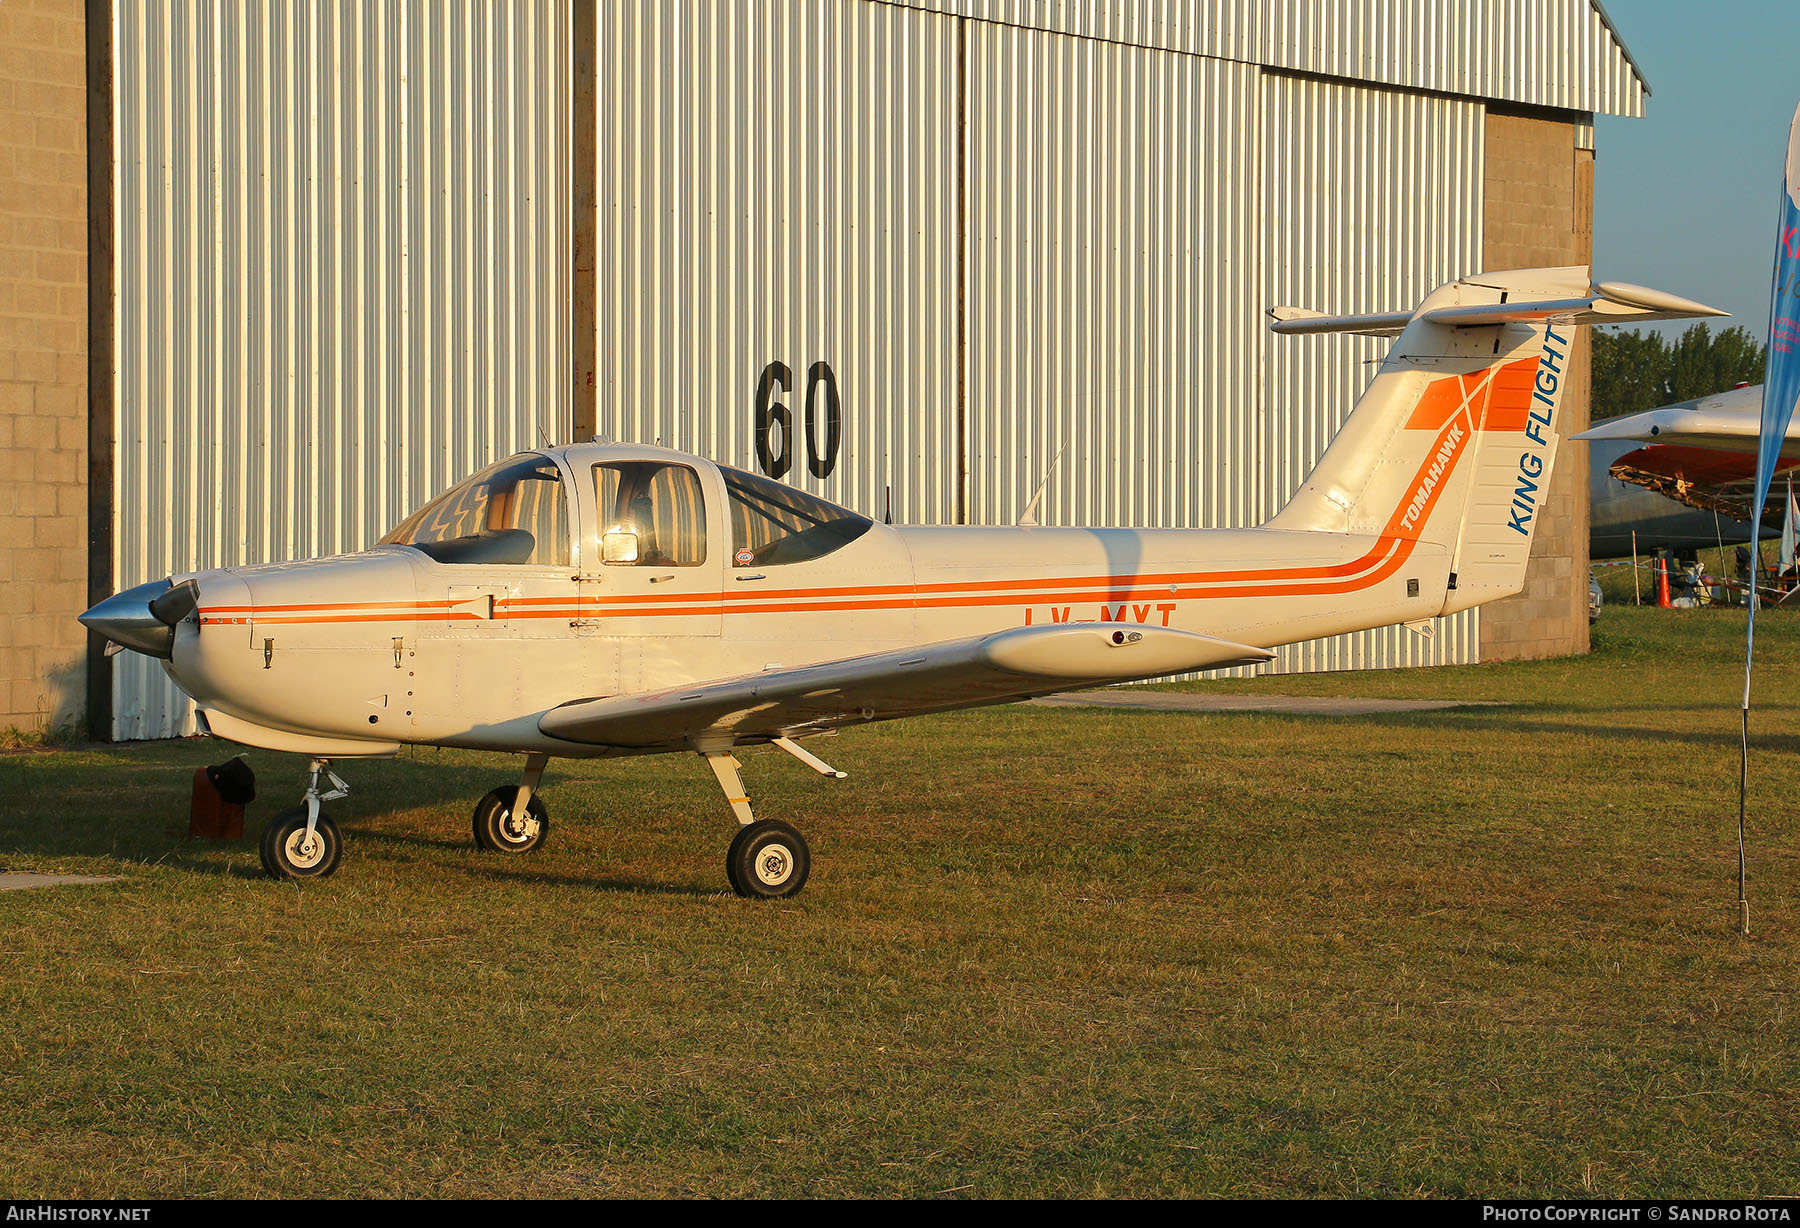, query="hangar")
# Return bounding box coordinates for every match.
[0,0,1648,741]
